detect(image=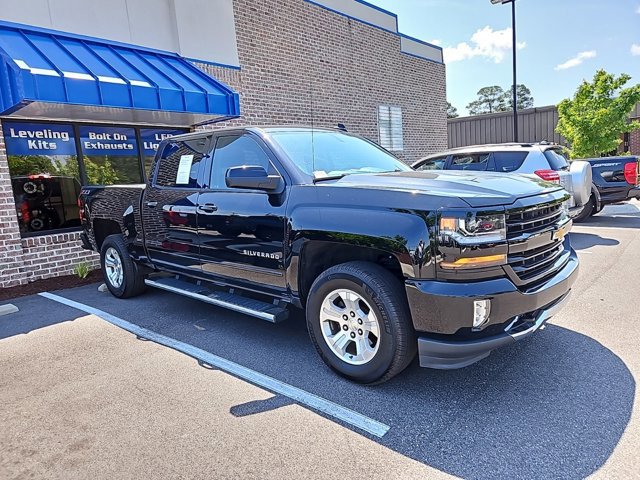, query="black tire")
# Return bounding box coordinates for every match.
[573,195,595,222]
[306,261,416,384]
[100,234,146,298]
